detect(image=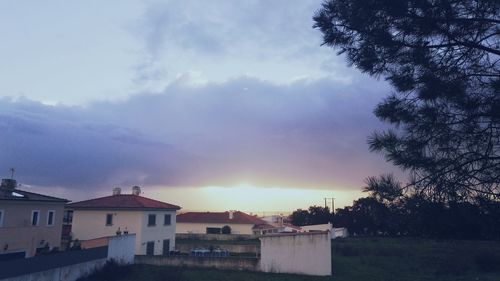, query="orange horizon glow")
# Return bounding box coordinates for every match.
[24,183,365,214]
